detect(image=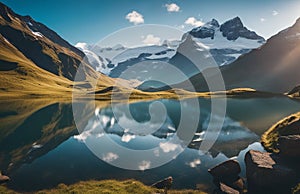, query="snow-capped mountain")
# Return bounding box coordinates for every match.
[188,17,265,65]
[75,42,111,73]
[174,17,300,93]
[75,43,177,76]
[75,17,265,84]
